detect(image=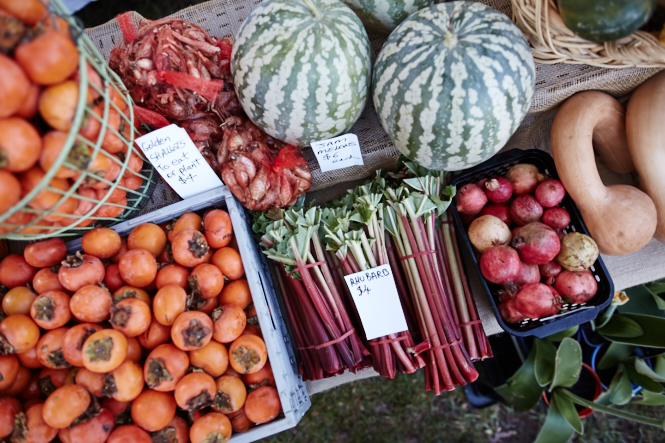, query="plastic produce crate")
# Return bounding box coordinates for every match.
[67,186,311,442]
[449,149,614,338]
